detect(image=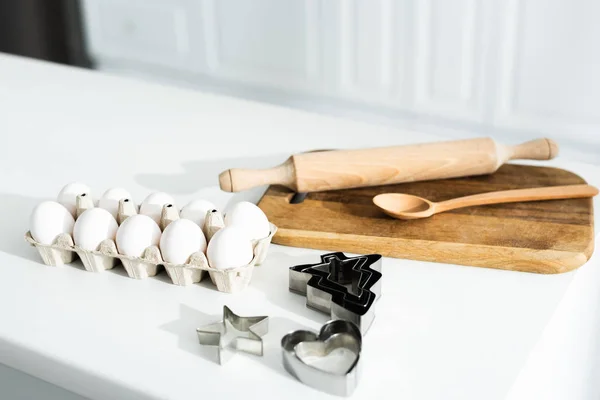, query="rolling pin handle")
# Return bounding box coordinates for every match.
[218,158,297,192]
[218,170,234,192]
[508,138,559,161]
